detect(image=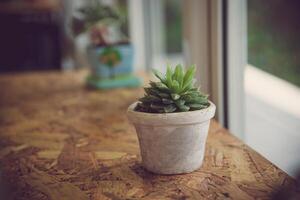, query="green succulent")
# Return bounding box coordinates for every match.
[136,64,210,113]
[78,0,121,29]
